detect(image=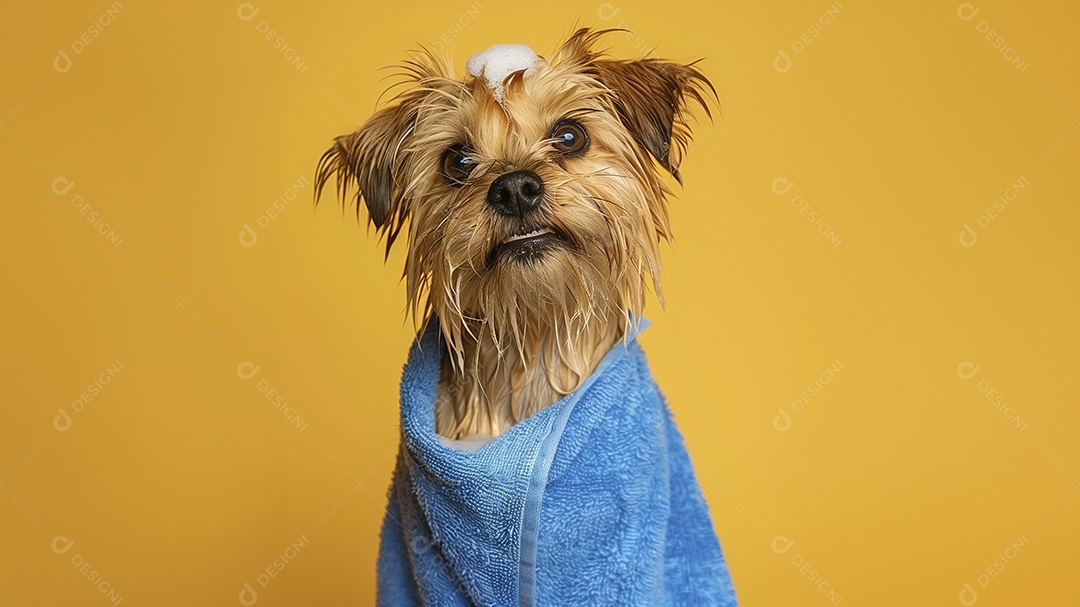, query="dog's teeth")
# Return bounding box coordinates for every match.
[503,229,552,244]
